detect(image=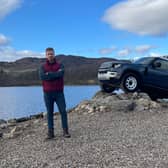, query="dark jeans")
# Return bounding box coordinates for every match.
[44,91,68,130]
